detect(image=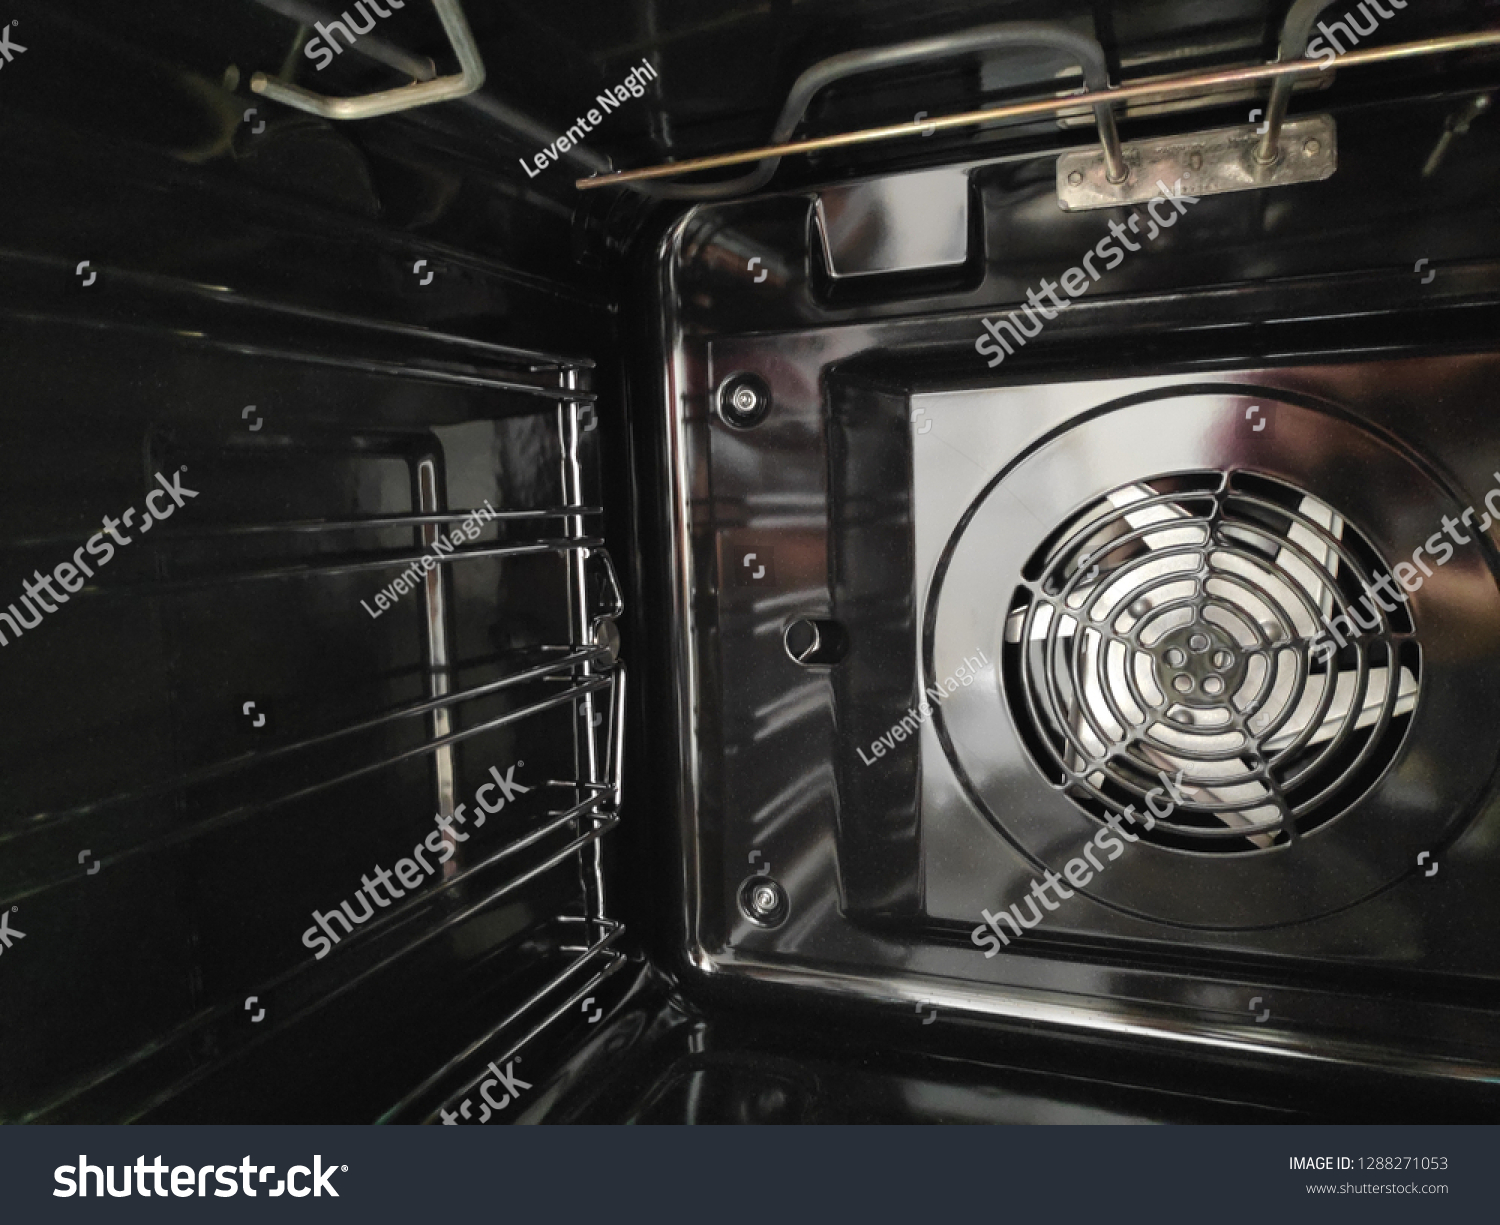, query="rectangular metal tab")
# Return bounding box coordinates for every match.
[1056,114,1337,211]
[815,166,972,278]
